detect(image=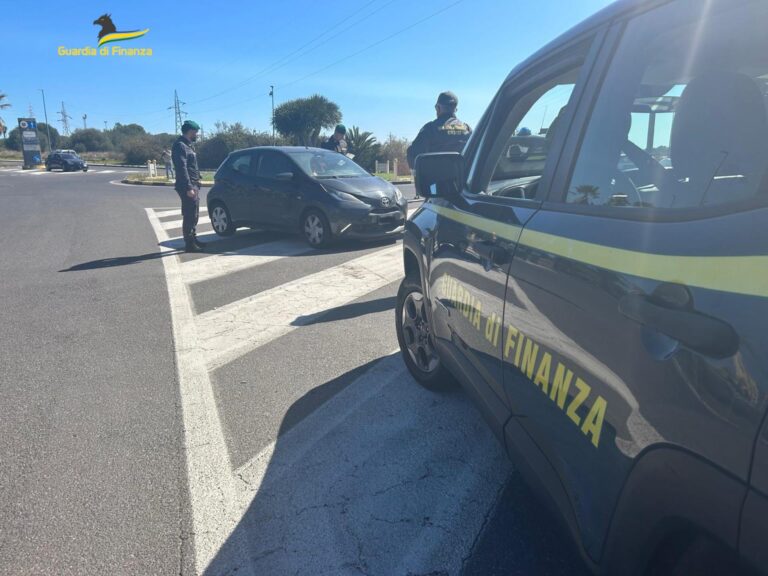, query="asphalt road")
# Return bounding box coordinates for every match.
[0,168,589,575]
